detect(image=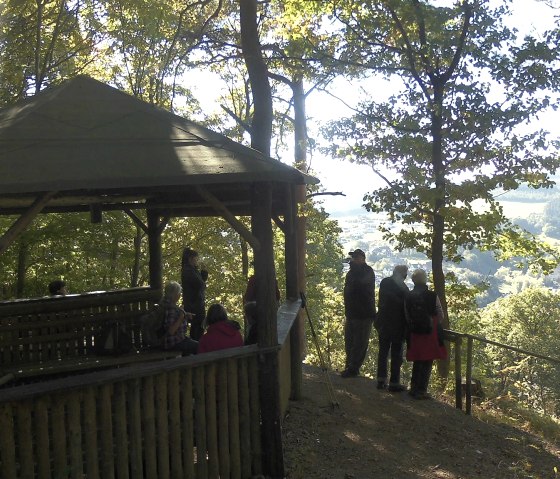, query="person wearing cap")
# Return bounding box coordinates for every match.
[375,264,409,391]
[181,247,208,341]
[341,248,376,378]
